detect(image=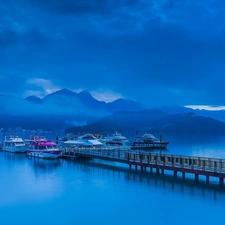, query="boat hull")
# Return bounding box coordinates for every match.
[26,150,62,159]
[131,142,169,150]
[2,146,27,153]
[102,143,131,150]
